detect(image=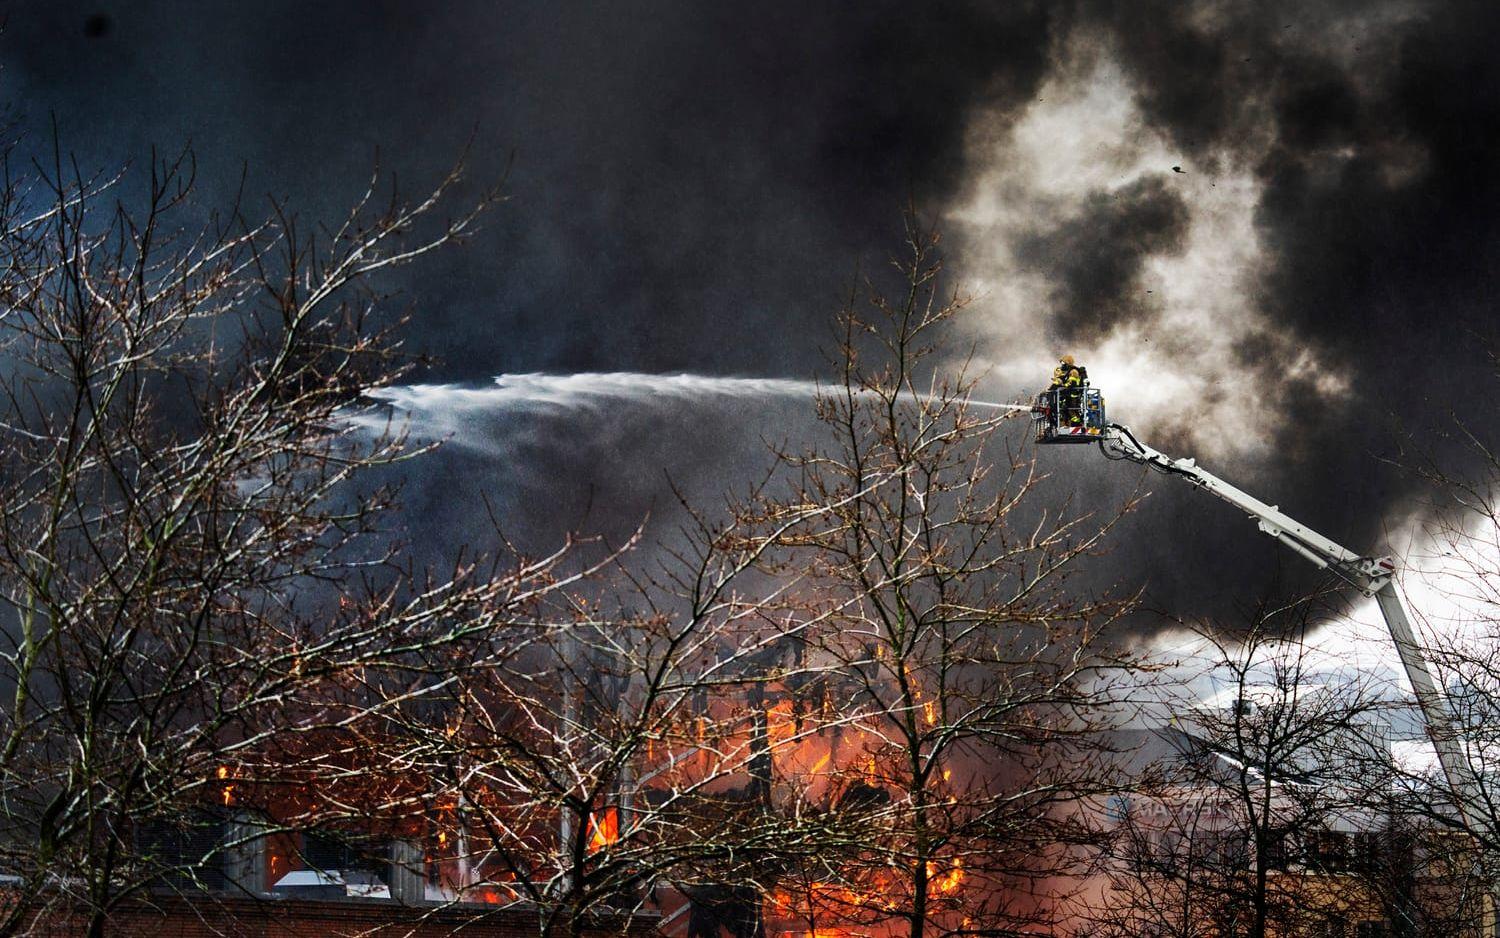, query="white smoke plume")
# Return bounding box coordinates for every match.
[945,25,1388,463]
